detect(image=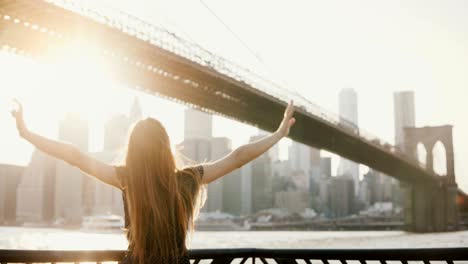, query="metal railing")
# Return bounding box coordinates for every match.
[1,248,467,264]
